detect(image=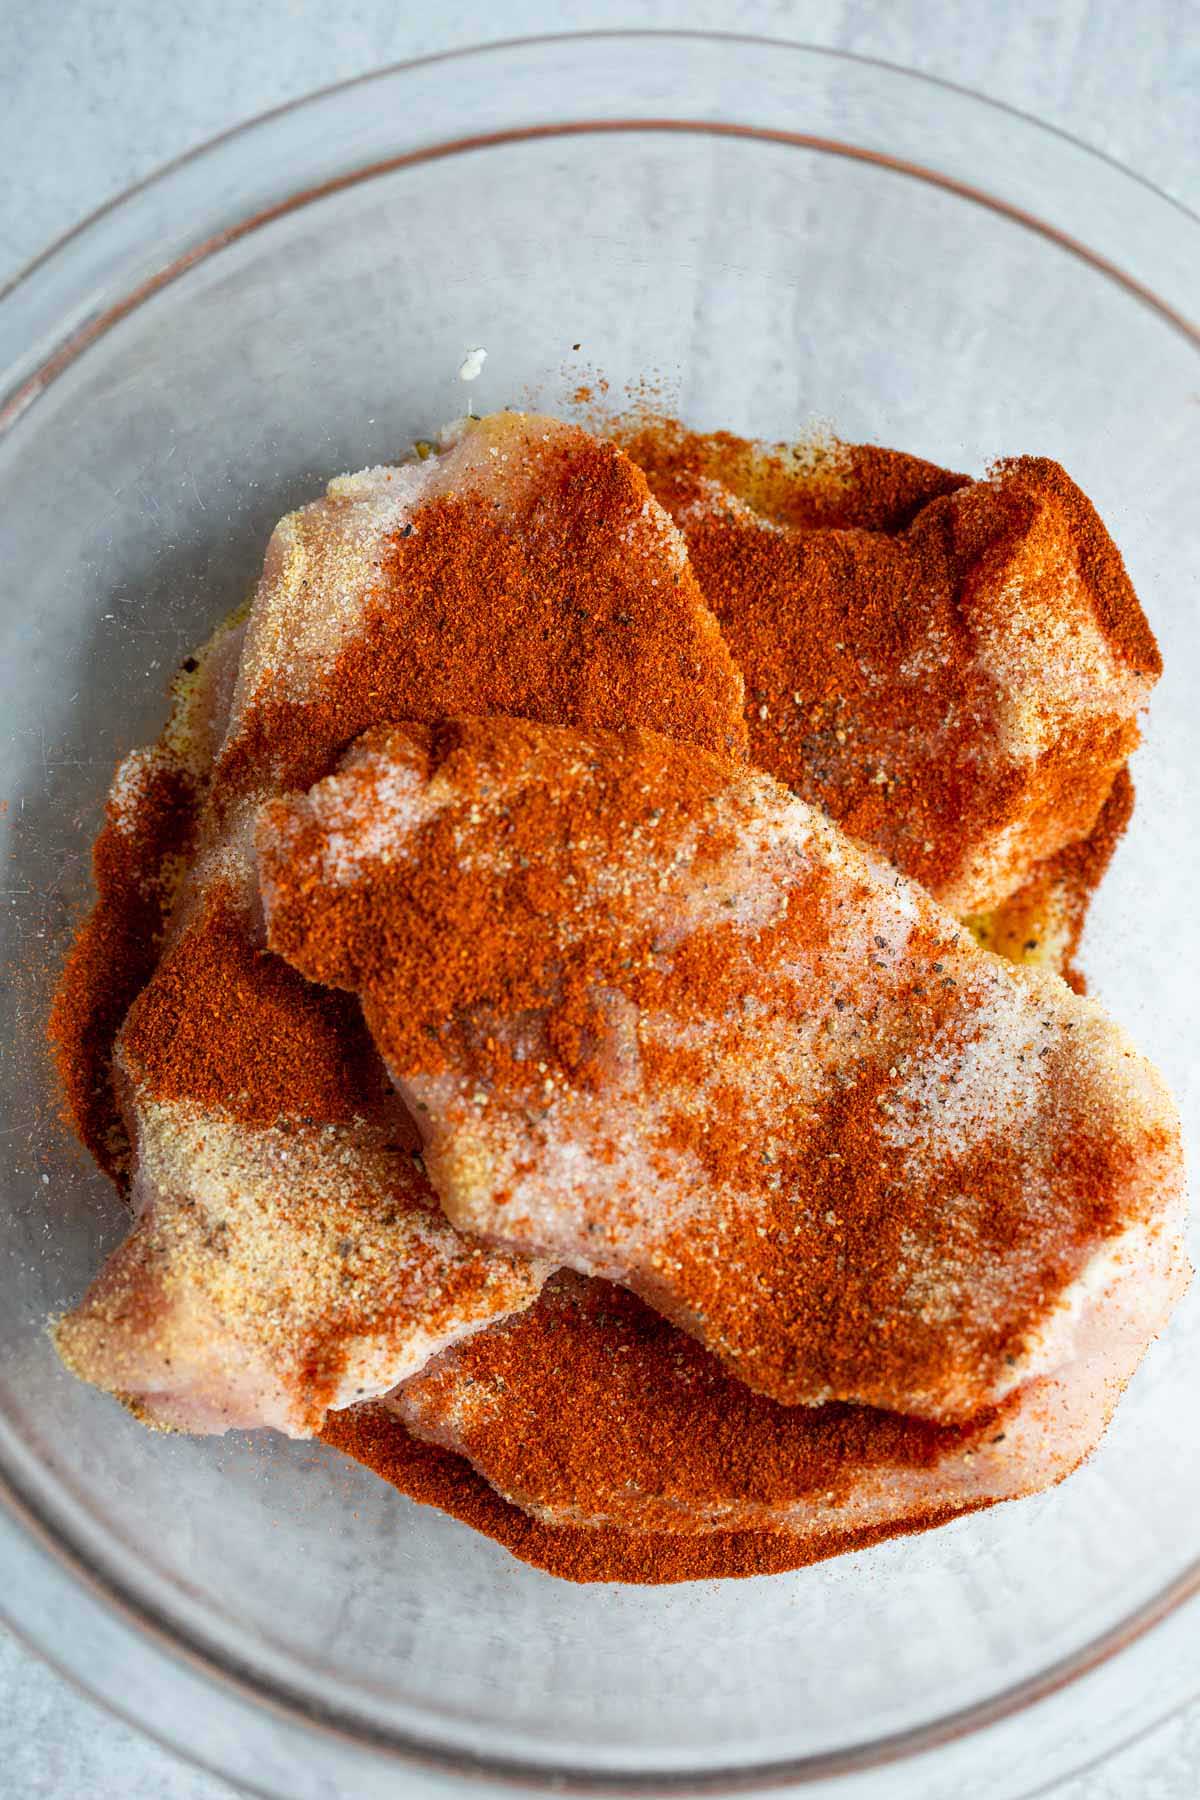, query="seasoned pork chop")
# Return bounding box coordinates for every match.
[259,715,1185,1422]
[395,1247,1186,1534]
[626,419,1159,916]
